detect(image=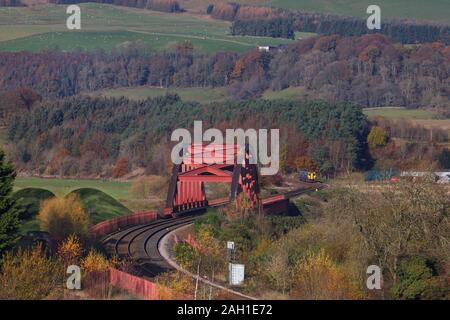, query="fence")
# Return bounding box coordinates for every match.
[89,211,158,239]
[109,268,188,300]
